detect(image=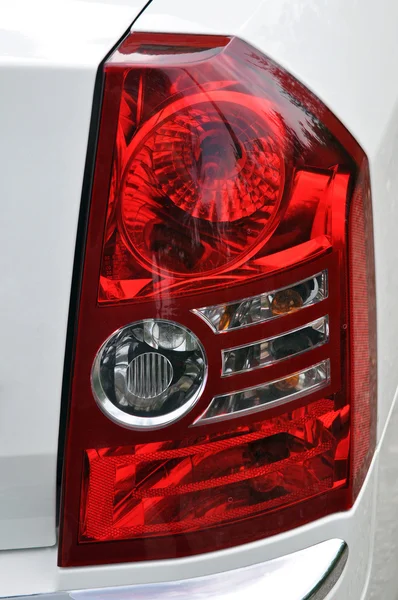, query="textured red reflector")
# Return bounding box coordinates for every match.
[59,33,376,567]
[349,172,377,496]
[81,397,348,549]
